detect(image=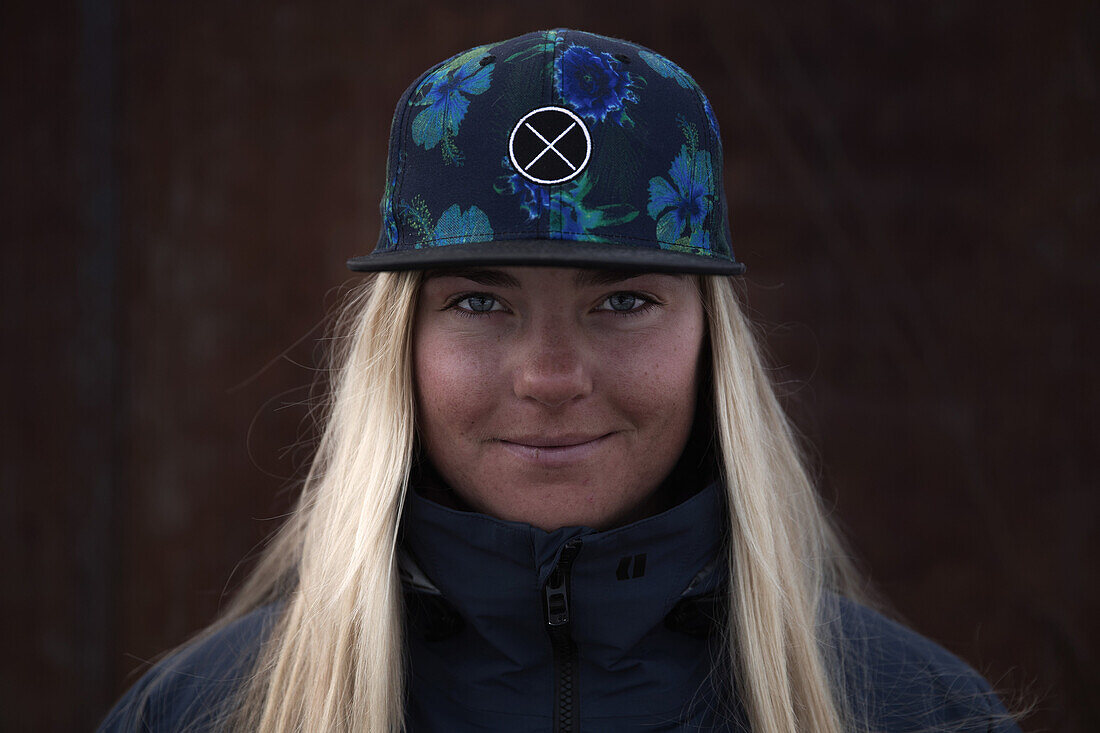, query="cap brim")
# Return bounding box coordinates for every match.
[346,240,746,276]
